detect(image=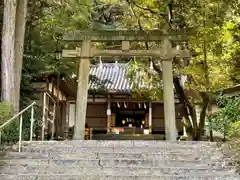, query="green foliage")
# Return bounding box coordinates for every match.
[226,121,240,169]
[121,0,239,140]
[228,121,240,139]
[21,0,88,107]
[126,59,163,101]
[208,96,240,137]
[228,21,240,83]
[121,0,236,96]
[0,103,18,144]
[0,102,42,144]
[20,104,43,141]
[0,103,12,122]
